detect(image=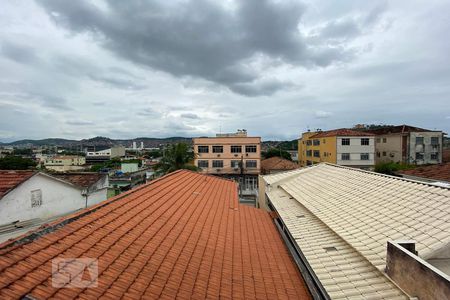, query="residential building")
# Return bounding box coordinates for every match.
[398,162,450,187]
[86,145,125,163]
[261,156,299,174]
[0,170,311,299]
[369,125,444,165]
[120,162,139,173]
[259,164,450,299]
[44,155,86,172]
[298,129,375,169]
[0,170,108,227]
[287,149,299,161]
[193,129,261,203]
